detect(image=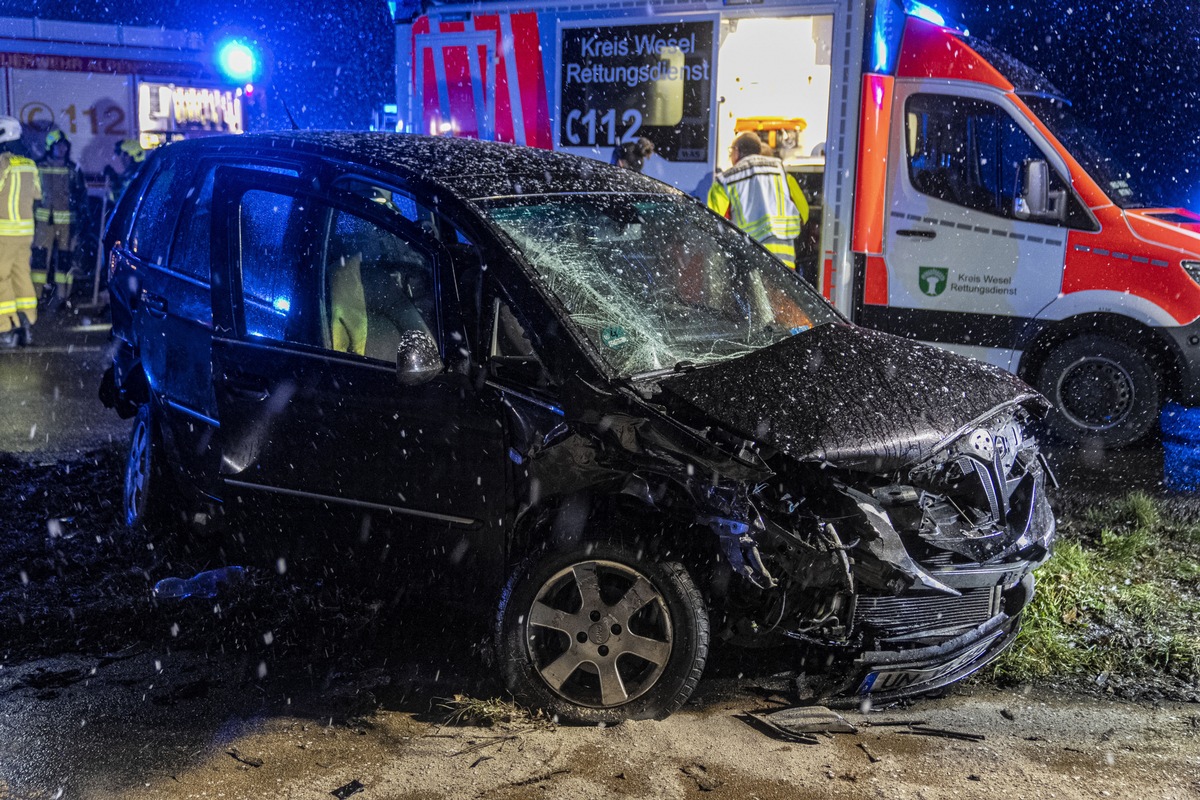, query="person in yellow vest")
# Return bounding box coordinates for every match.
[0,116,40,348]
[707,132,809,269]
[33,129,87,311]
